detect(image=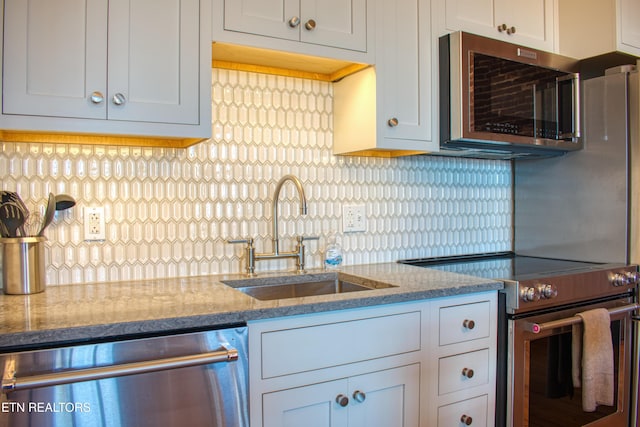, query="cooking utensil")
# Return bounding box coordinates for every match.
[23,211,43,237]
[0,191,29,236]
[38,193,56,237]
[0,202,26,238]
[54,194,76,211]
